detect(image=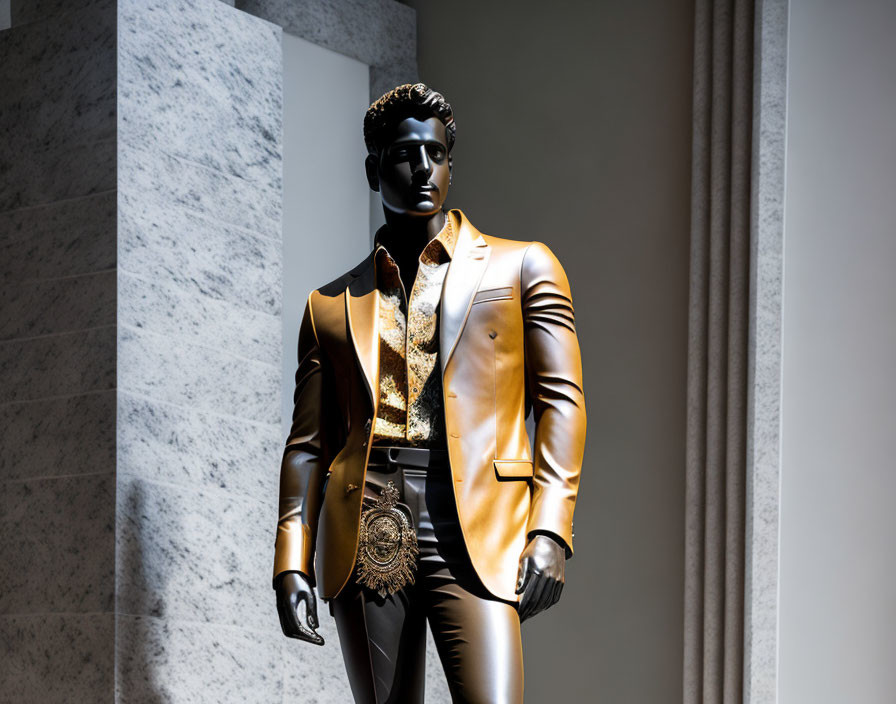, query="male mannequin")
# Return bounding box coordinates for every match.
[273,83,586,703]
